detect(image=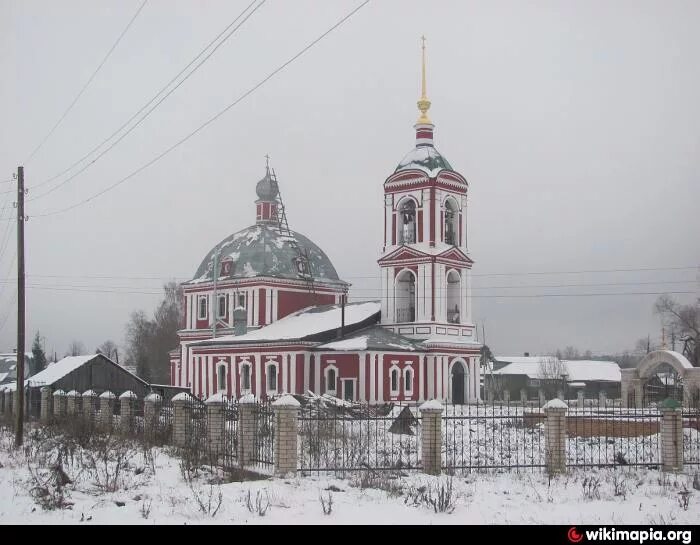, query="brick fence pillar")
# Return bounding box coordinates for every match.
[66,390,81,415]
[53,390,67,419]
[40,387,53,423]
[544,399,568,474]
[99,391,115,431]
[273,394,300,477]
[144,393,162,437]
[238,394,258,466]
[660,404,683,472]
[171,393,190,448]
[206,393,226,458]
[119,391,136,434]
[82,390,97,426]
[419,400,443,476]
